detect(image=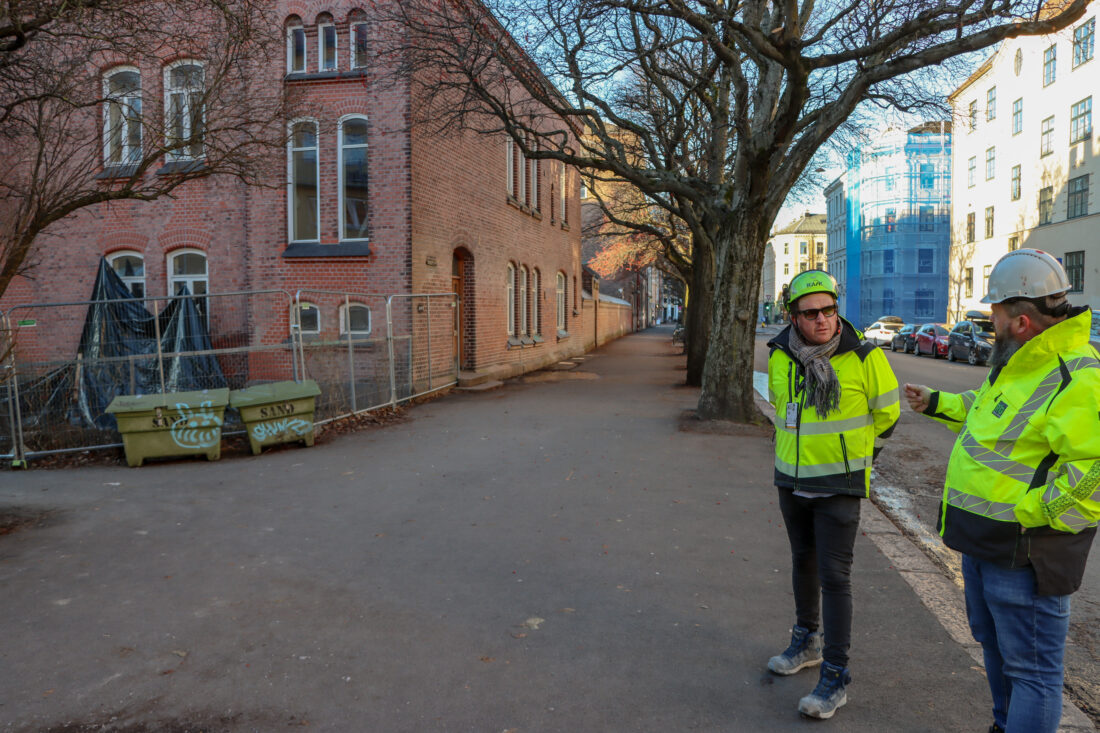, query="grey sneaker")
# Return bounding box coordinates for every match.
[767,625,823,675]
[798,661,851,719]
